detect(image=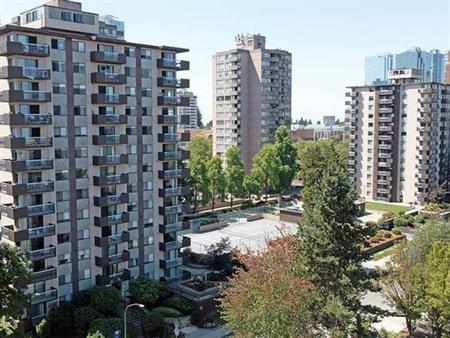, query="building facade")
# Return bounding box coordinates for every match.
[0,0,191,325]
[365,48,447,85]
[445,51,450,84]
[212,34,291,171]
[346,68,450,204]
[177,90,199,129]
